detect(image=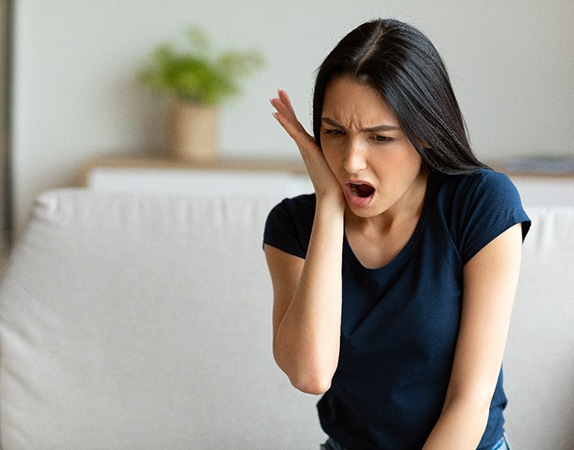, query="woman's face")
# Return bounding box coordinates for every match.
[320,75,426,220]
